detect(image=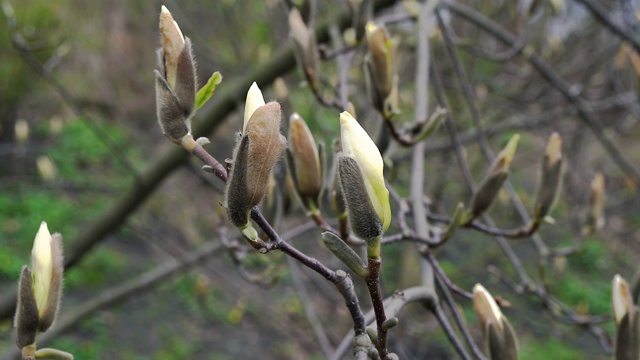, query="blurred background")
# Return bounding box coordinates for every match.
[0,0,639,358]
